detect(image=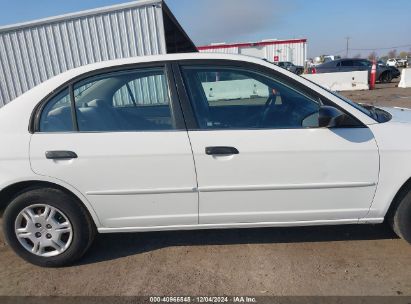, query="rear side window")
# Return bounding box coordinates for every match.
[112,75,169,108]
[39,88,73,132]
[353,60,370,67]
[37,68,176,133]
[73,68,174,132]
[341,60,354,67]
